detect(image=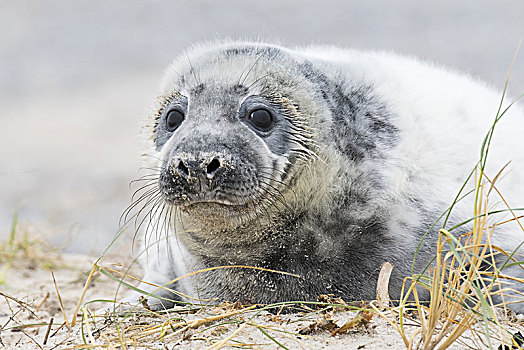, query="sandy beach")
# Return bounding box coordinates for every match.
[1,247,523,349]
